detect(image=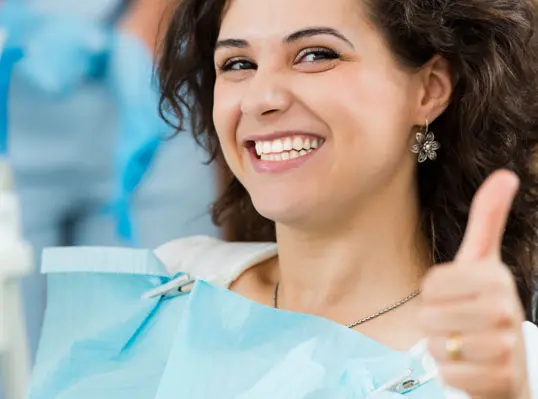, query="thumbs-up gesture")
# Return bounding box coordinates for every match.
[420,170,531,399]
